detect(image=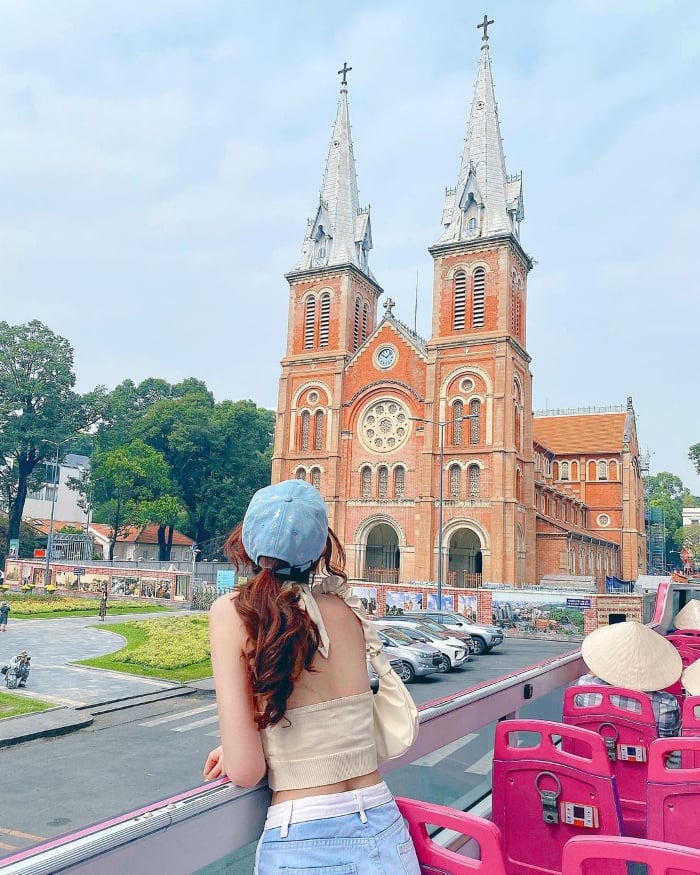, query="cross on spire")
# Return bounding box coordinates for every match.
[338,61,352,87]
[477,14,494,42]
[383,297,395,316]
